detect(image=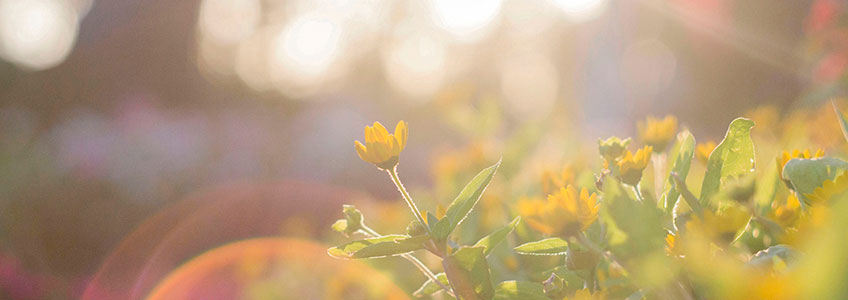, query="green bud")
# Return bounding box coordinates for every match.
[331,204,365,237]
[406,220,427,236]
[598,136,631,161]
[542,273,568,299]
